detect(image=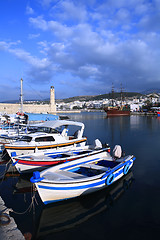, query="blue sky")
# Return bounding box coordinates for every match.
[0,0,160,101]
